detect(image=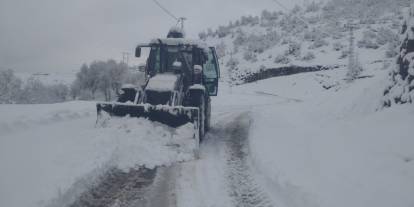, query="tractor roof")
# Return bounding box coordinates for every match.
[138,38,209,52]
